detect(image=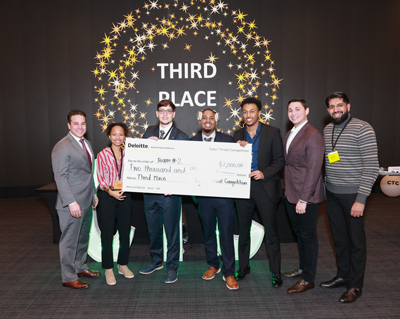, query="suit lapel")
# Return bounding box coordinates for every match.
[287,122,309,155]
[68,134,92,168]
[257,123,265,164]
